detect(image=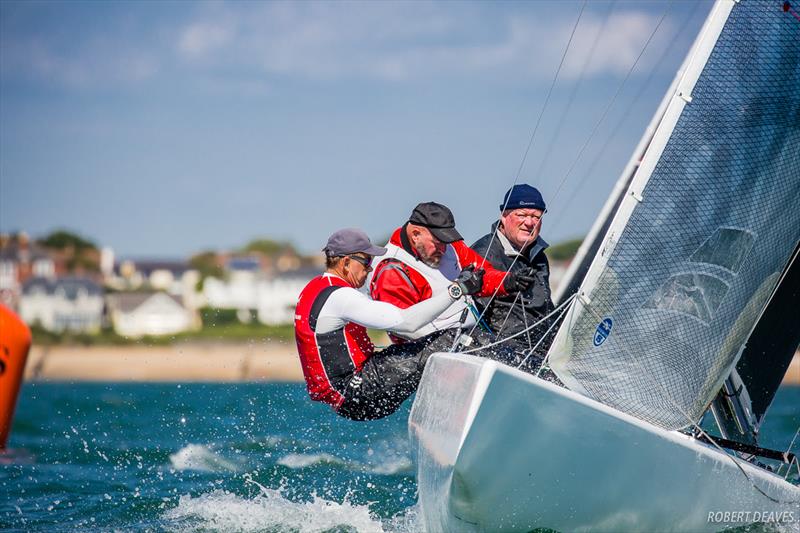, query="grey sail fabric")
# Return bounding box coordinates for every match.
[548,0,800,430]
